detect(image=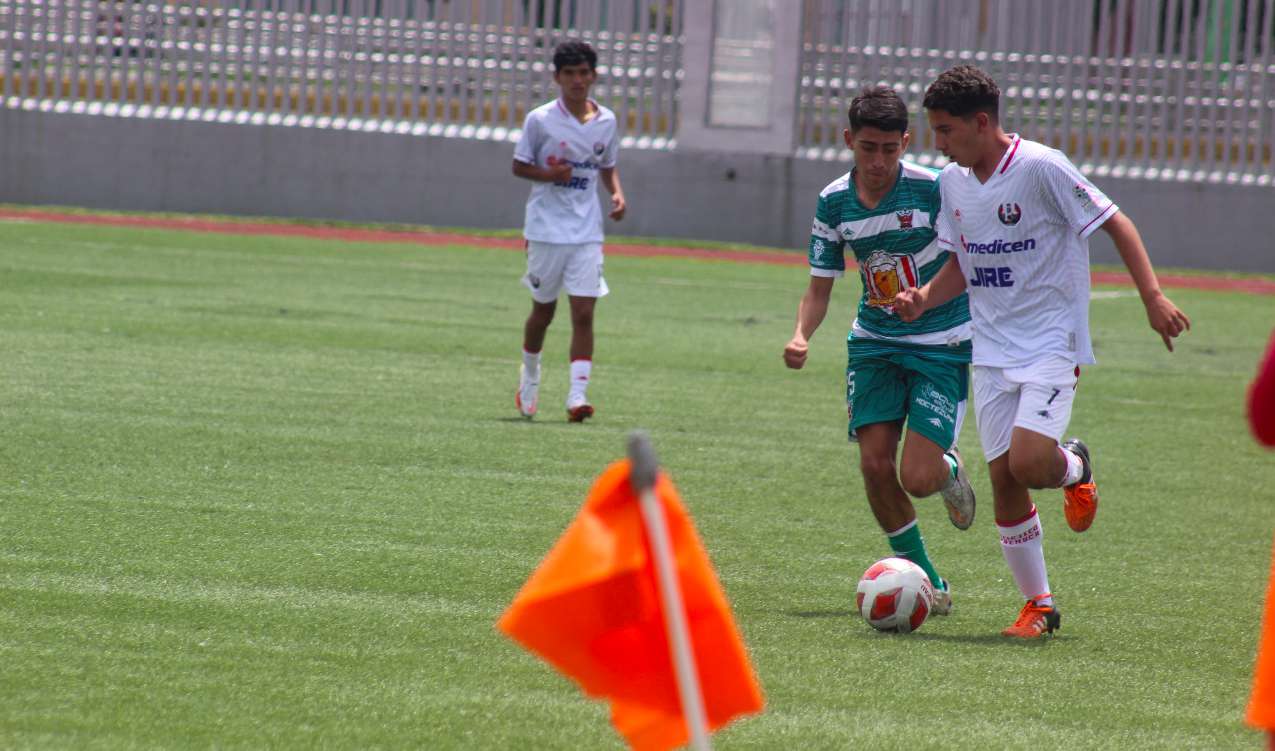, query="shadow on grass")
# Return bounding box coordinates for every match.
[785,610,1067,646]
[495,417,606,427]
[907,631,1063,647]
[786,609,856,618]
